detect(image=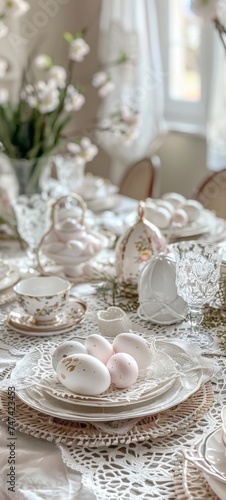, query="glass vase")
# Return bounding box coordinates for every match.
[9,157,49,195]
